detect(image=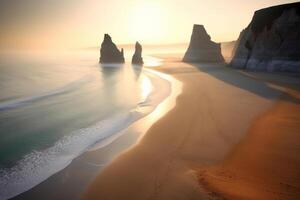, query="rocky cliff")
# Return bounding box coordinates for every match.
[132,42,144,65]
[231,2,300,72]
[183,24,224,63]
[99,34,125,63]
